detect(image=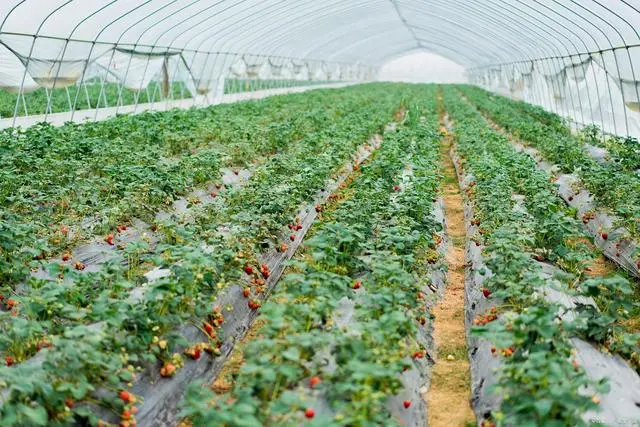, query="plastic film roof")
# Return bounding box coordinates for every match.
[3,1,640,136]
[2,1,640,67]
